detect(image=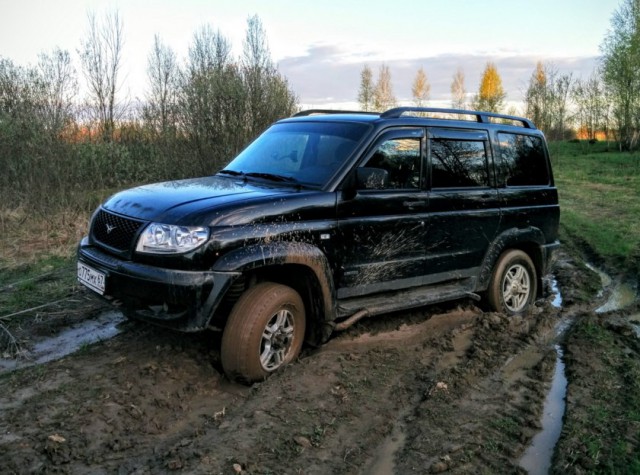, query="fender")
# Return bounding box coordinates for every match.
[213,241,337,331]
[477,227,546,291]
